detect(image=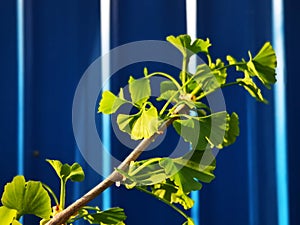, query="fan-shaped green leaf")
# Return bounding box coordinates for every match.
[226,55,248,71]
[1,176,51,219]
[117,104,160,140]
[223,112,240,147]
[131,104,159,140]
[251,42,277,88]
[157,80,179,102]
[85,207,127,225]
[166,35,192,57]
[46,160,85,182]
[166,34,211,58]
[210,58,227,85]
[183,217,195,225]
[117,113,139,135]
[128,76,151,106]
[151,180,194,210]
[116,159,167,188]
[191,38,211,55]
[98,91,128,114]
[160,150,216,193]
[193,64,221,96]
[0,206,20,225]
[173,111,227,150]
[227,42,276,101]
[237,75,267,103]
